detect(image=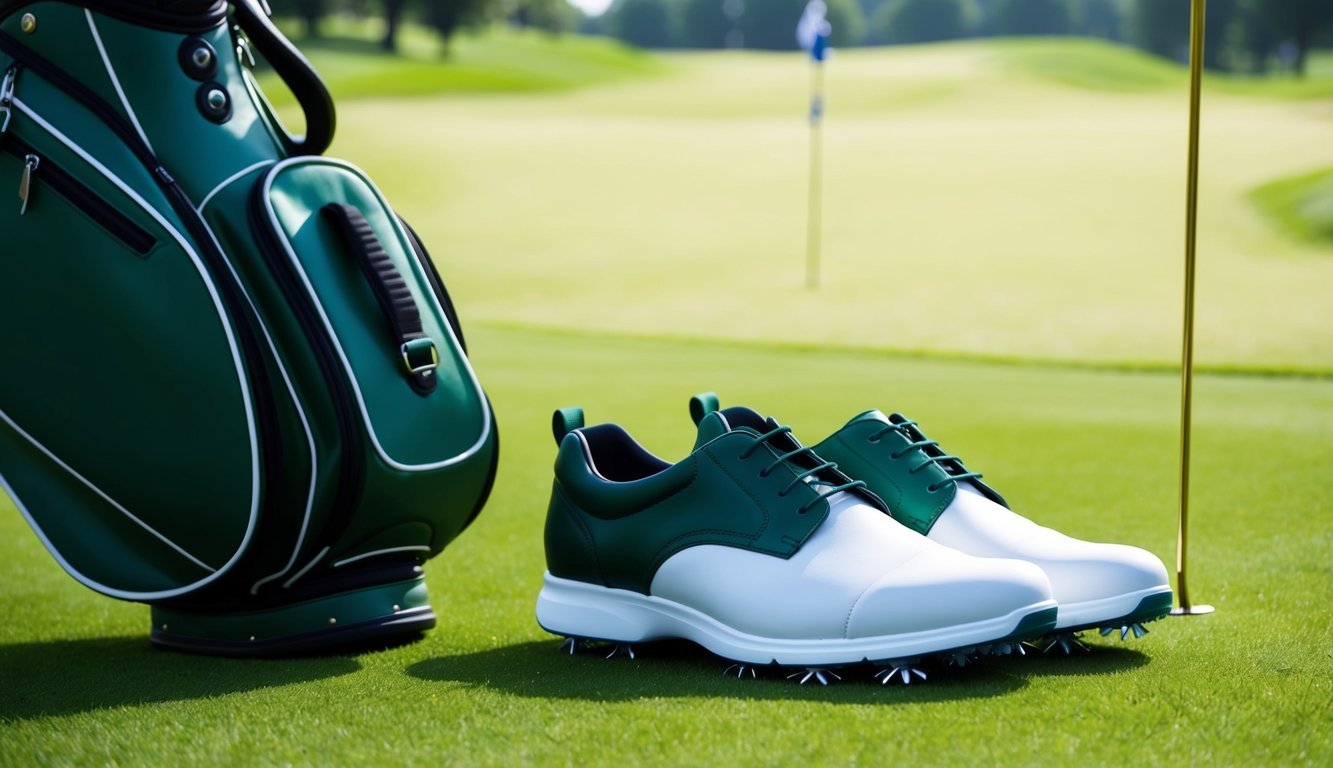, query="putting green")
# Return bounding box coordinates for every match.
[2,327,1329,765]
[318,39,1333,374]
